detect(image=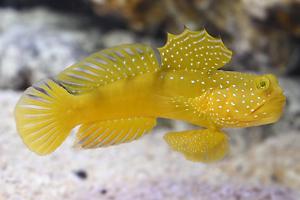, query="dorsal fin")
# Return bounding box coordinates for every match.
[158,28,232,73]
[56,44,160,94]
